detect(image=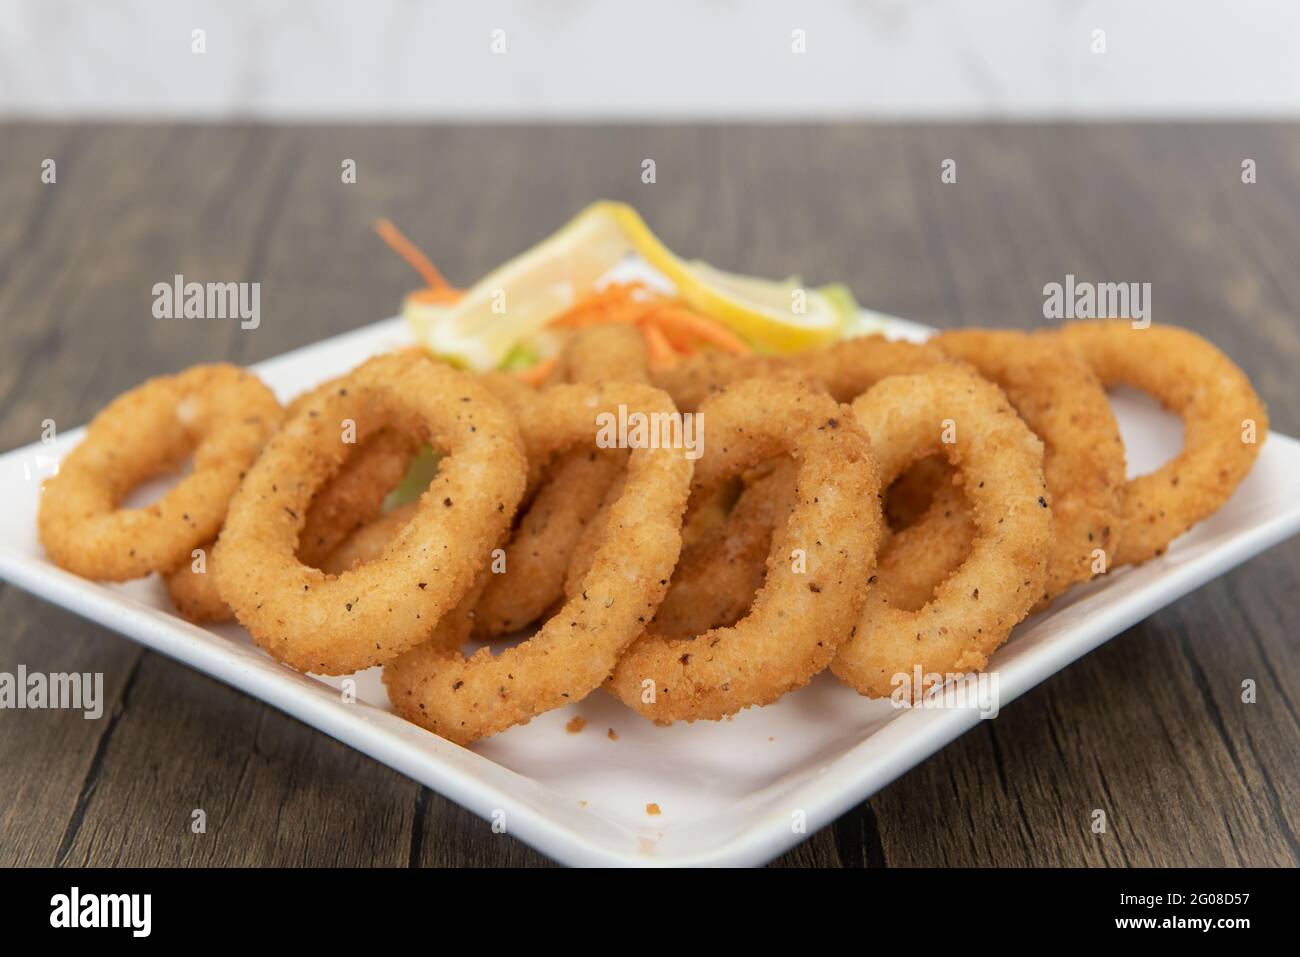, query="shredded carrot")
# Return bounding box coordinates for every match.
[645,314,696,354]
[550,282,752,370]
[640,317,696,370]
[640,321,680,368]
[550,283,652,328]
[647,307,751,354]
[373,225,756,374]
[374,218,456,292]
[406,287,464,305]
[515,355,558,386]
